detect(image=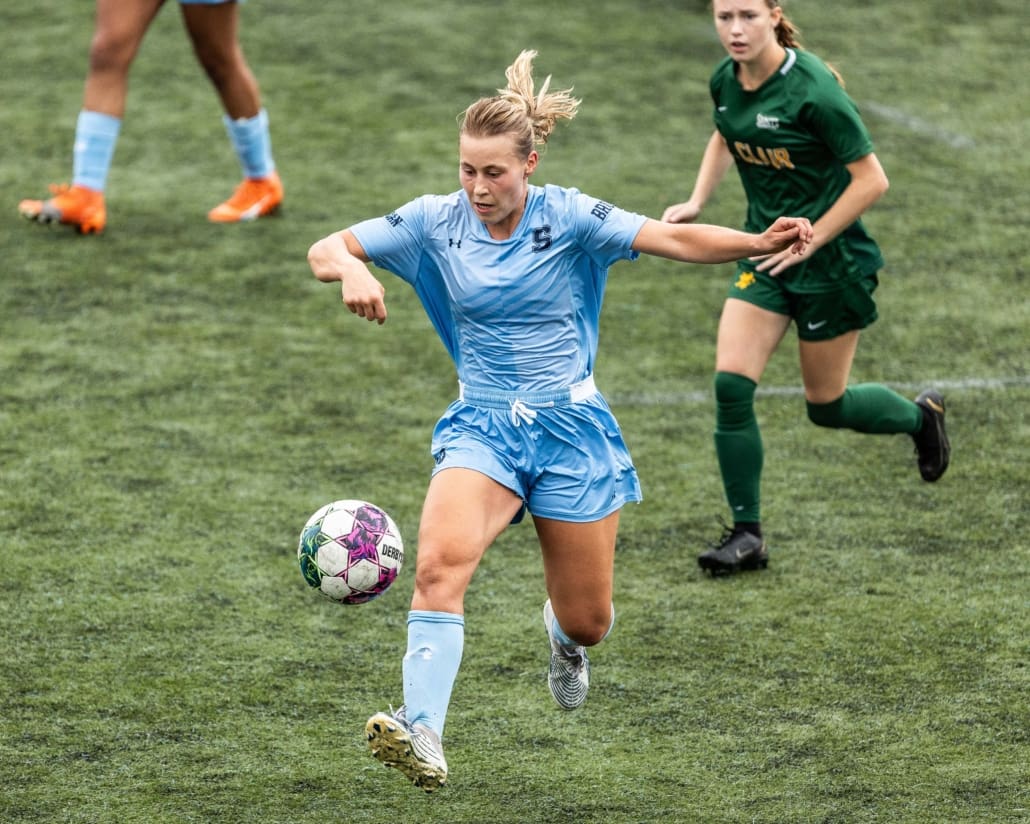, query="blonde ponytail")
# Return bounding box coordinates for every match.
[461,50,580,158]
